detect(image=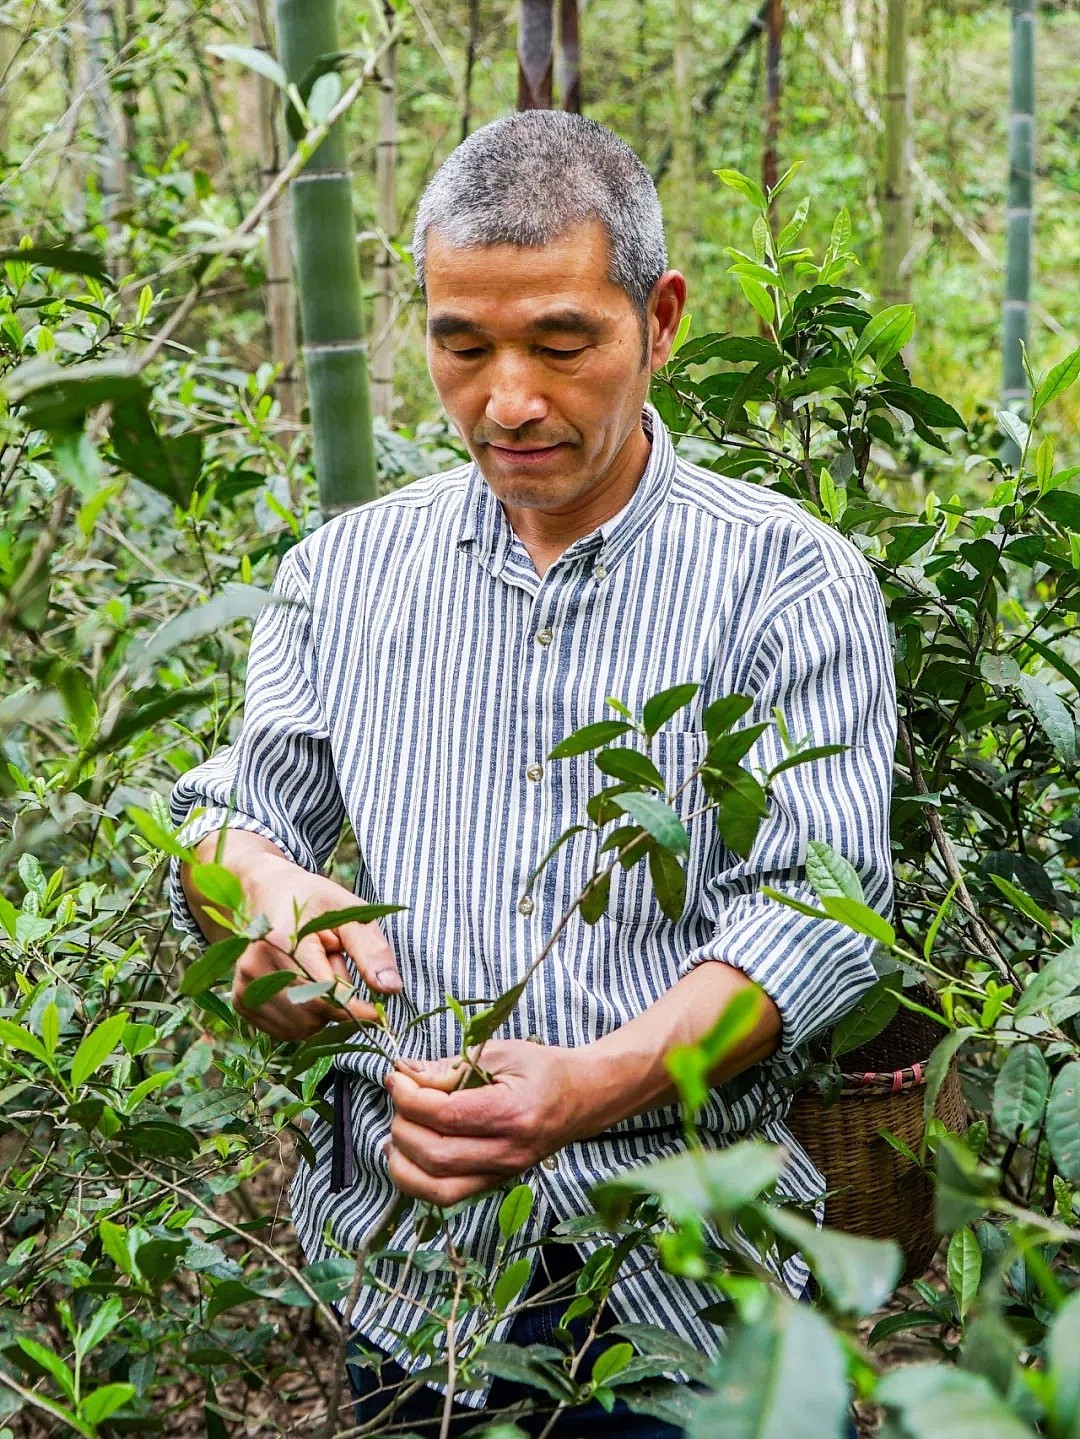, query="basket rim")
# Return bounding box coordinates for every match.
[837,1061,929,1096]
